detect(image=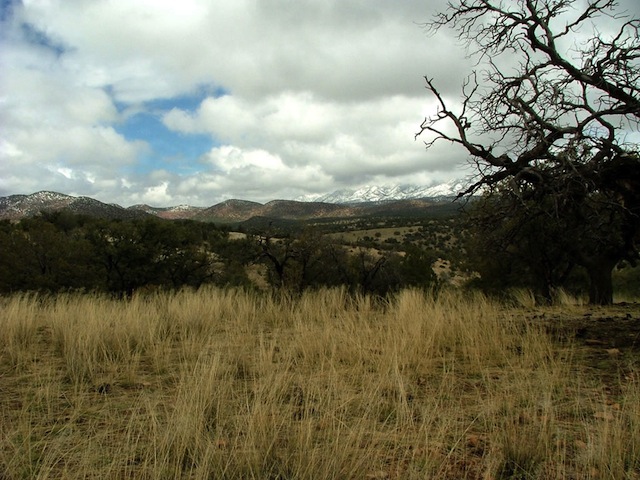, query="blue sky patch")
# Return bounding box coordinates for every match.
[116,110,216,175]
[113,88,227,175]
